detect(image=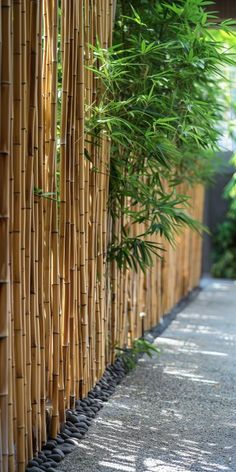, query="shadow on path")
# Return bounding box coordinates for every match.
[58,279,236,472]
